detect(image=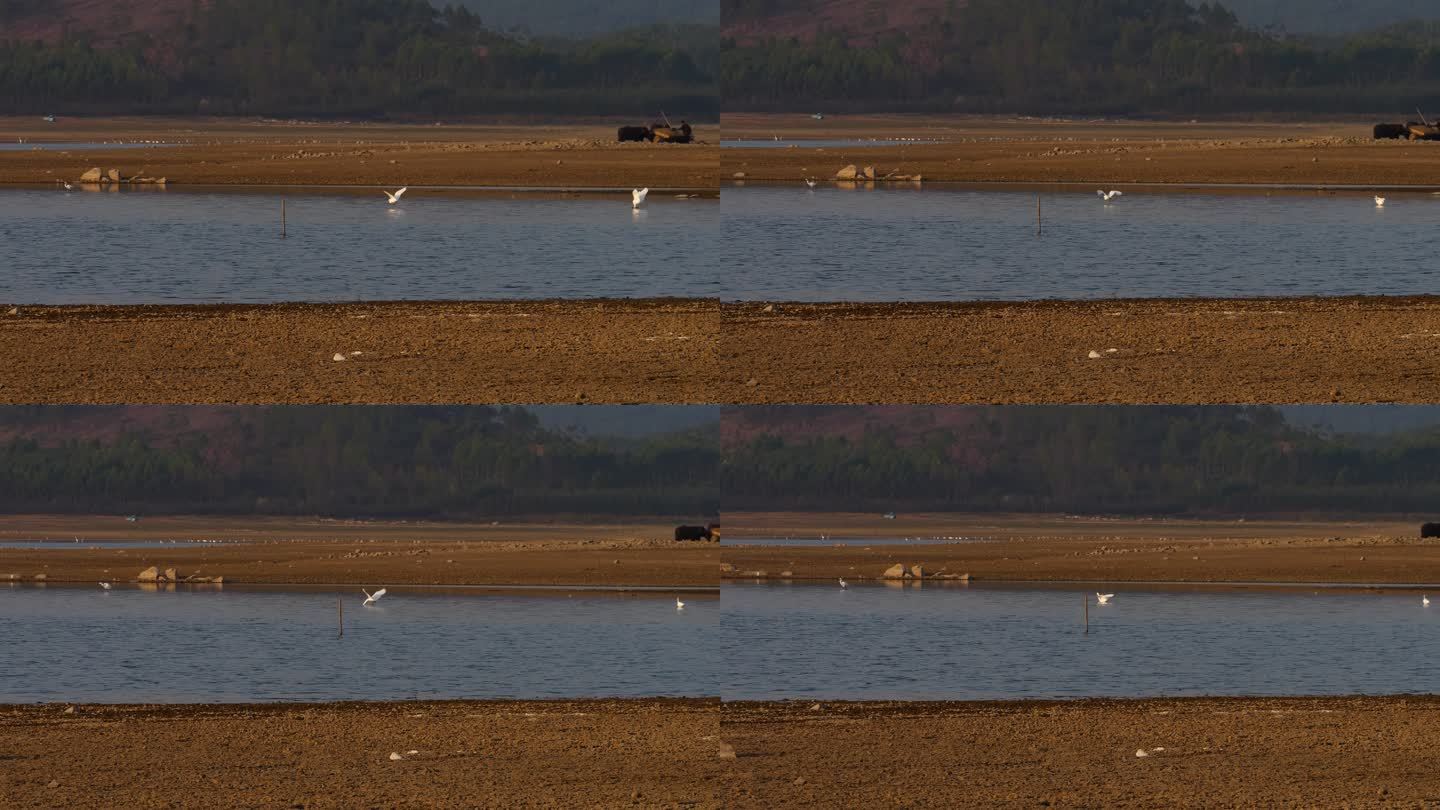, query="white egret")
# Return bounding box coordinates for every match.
[1097,592,1114,605]
[98,582,111,590]
[382,187,408,205]
[363,587,387,605]
[632,188,649,209]
[675,596,685,610]
[1098,190,1123,202]
[1425,595,1431,606]
[1375,195,1387,207]
[805,178,818,189]
[839,578,847,589]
